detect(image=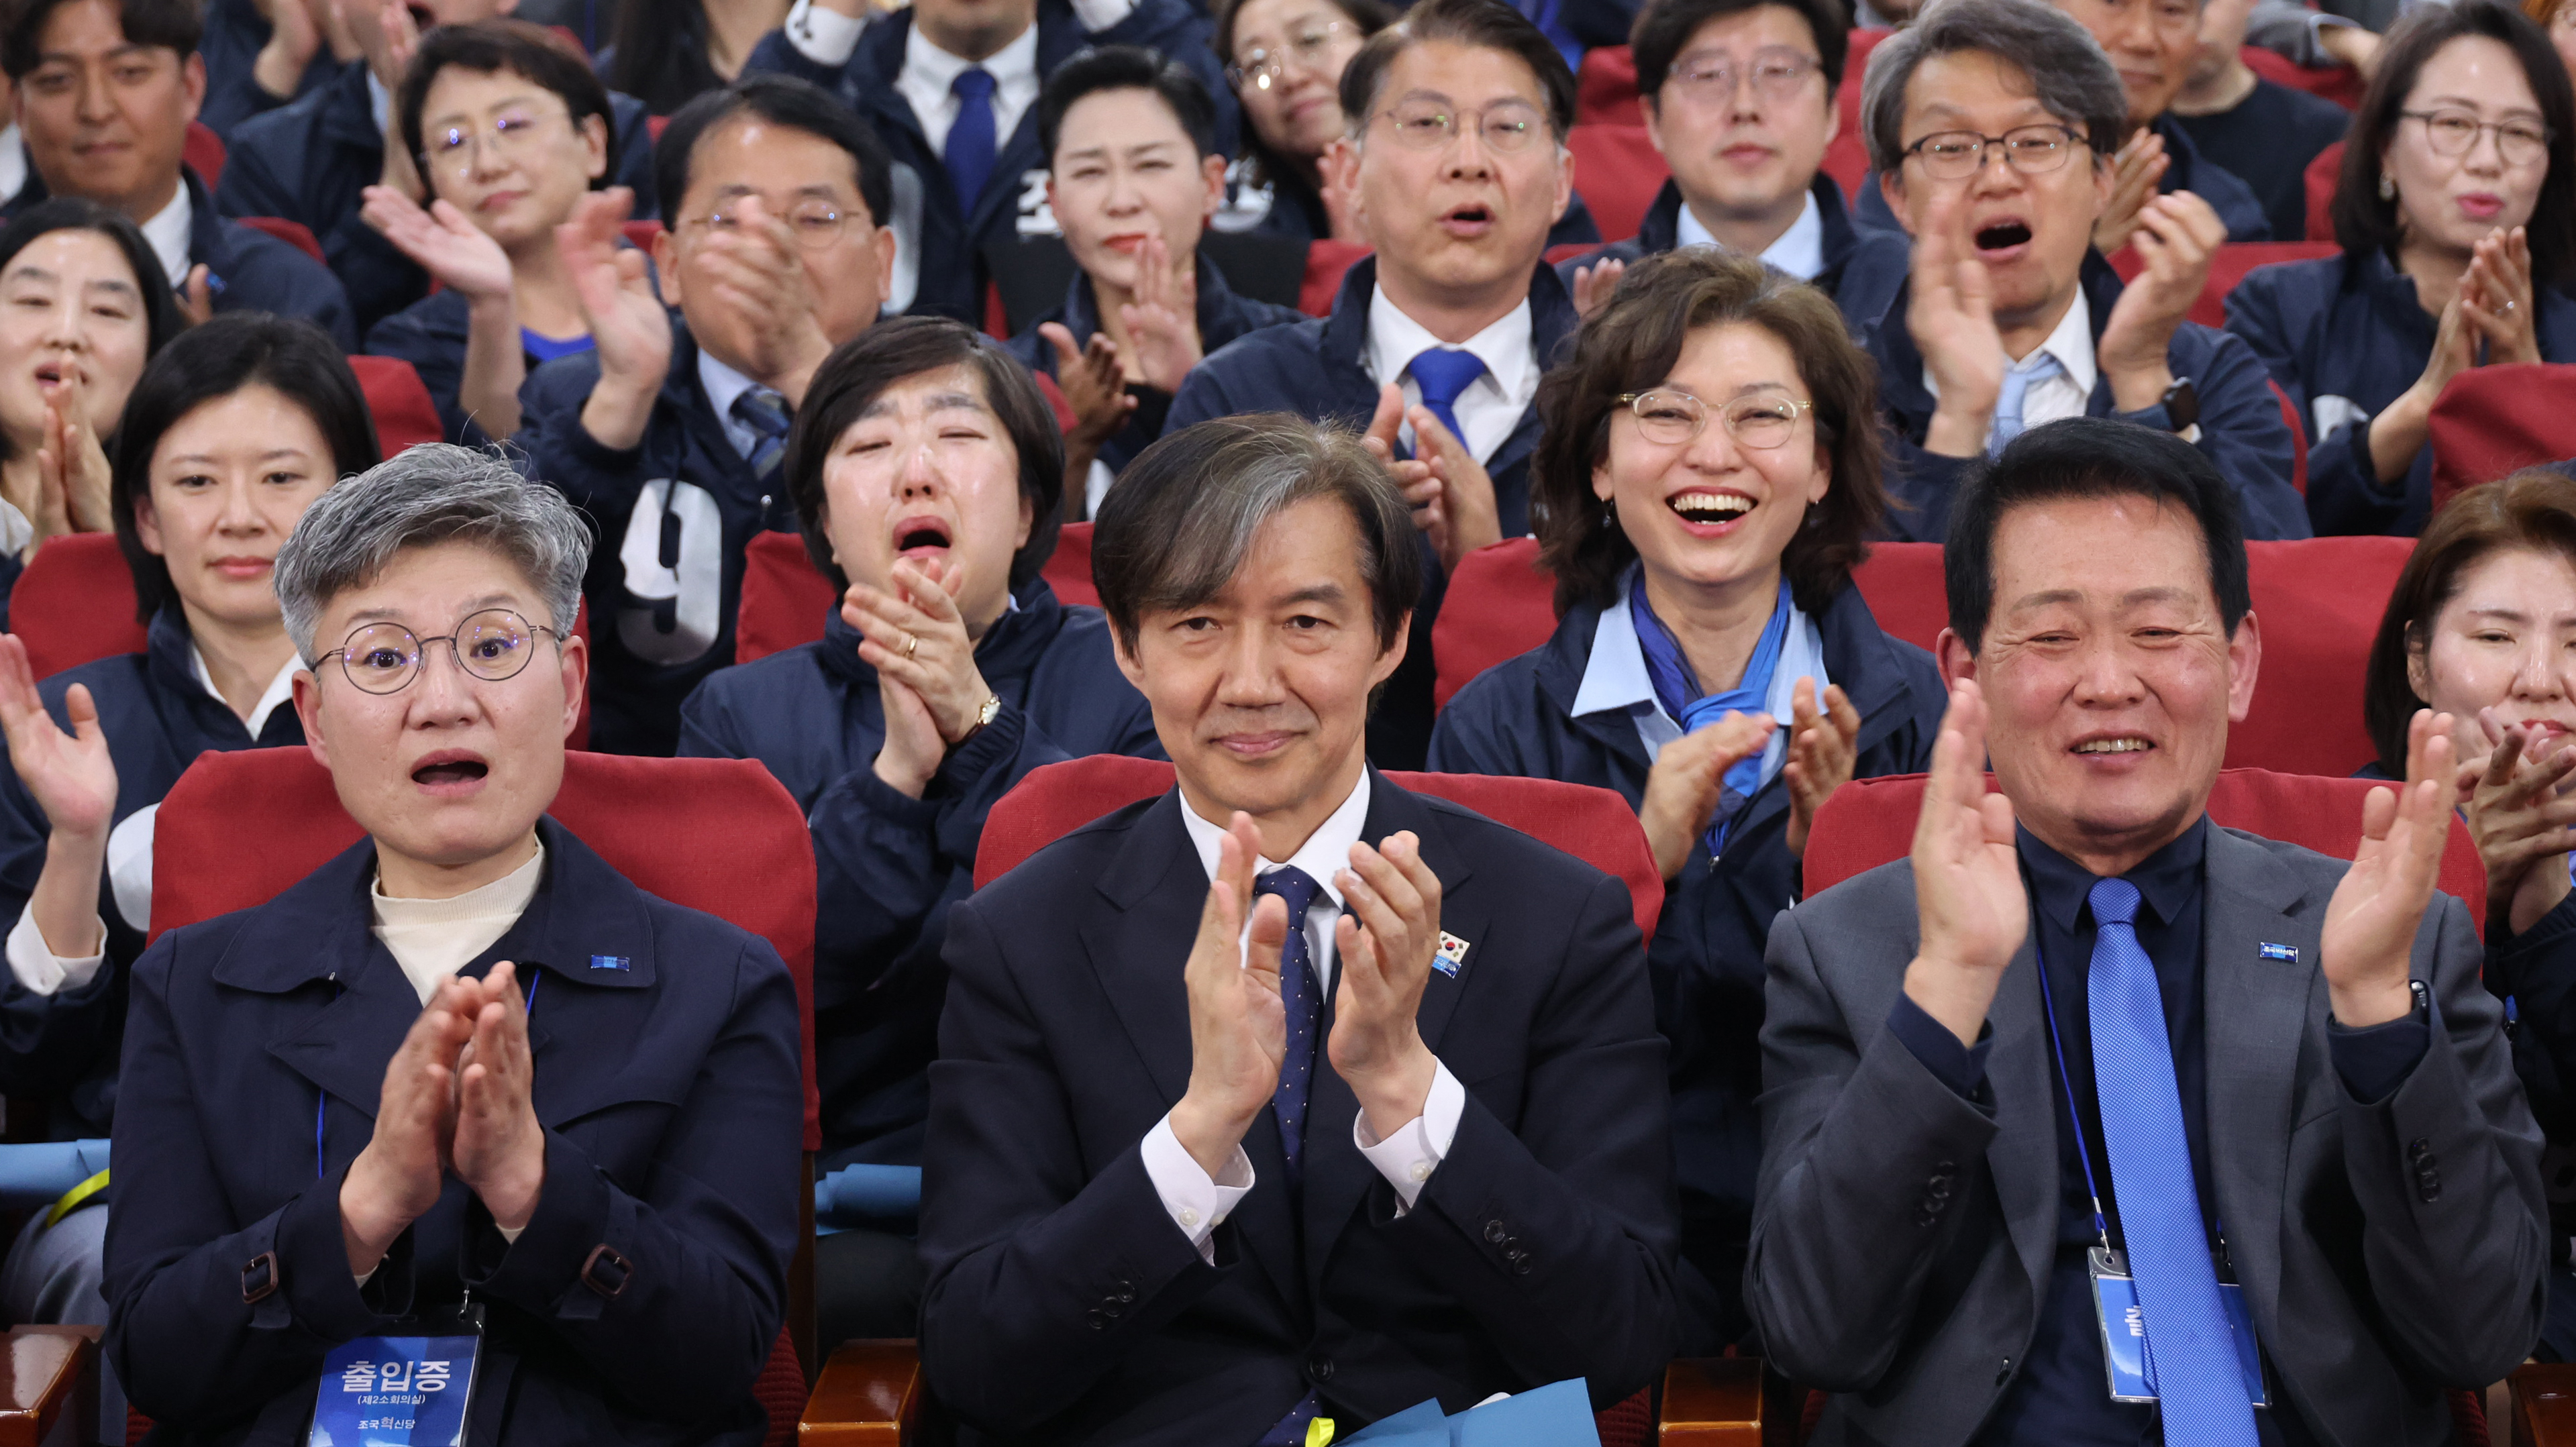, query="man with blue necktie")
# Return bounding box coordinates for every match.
[1749,417,2546,1447]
